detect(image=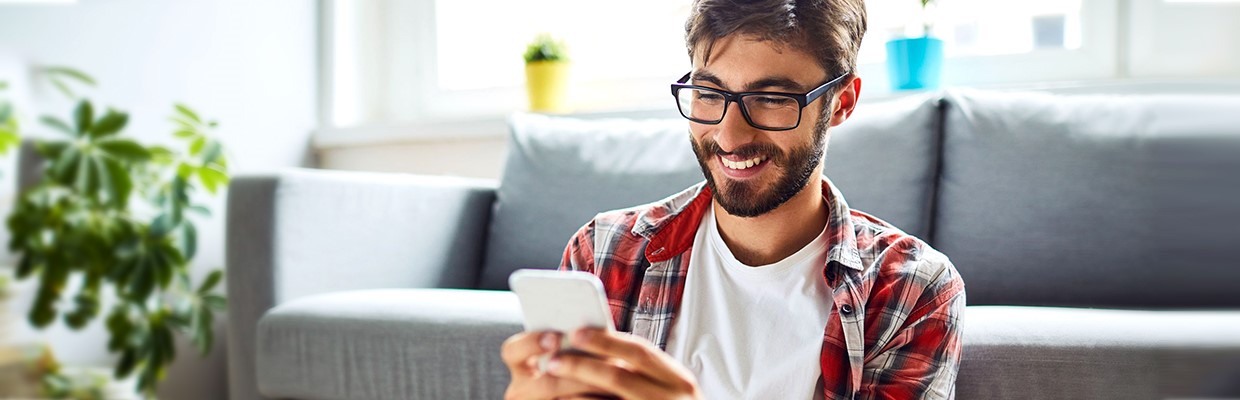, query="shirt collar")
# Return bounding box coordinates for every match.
[634,177,864,271]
